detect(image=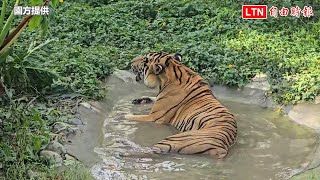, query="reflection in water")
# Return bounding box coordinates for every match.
[91,76,317,180]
